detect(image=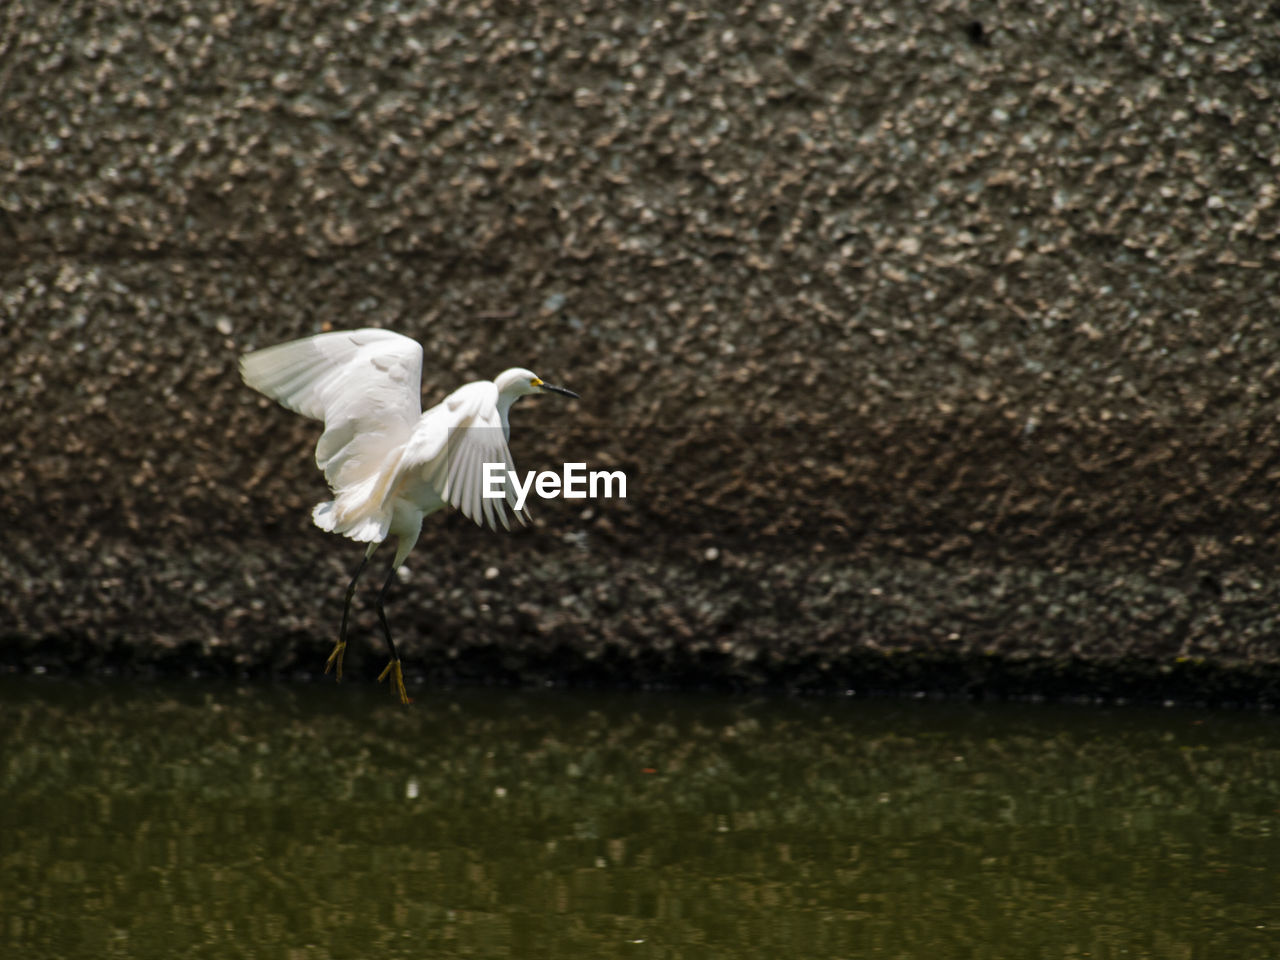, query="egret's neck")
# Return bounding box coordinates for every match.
[497,392,520,439]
